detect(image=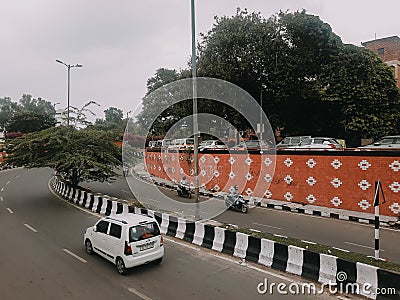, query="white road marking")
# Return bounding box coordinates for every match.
[164,236,200,251]
[6,208,13,214]
[24,223,38,233]
[1,187,4,192]
[187,208,209,215]
[344,241,381,251]
[332,247,350,253]
[252,222,283,230]
[273,234,287,238]
[145,198,161,203]
[0,196,3,202]
[63,249,87,263]
[128,288,153,300]
[6,181,11,185]
[301,240,317,245]
[121,189,131,194]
